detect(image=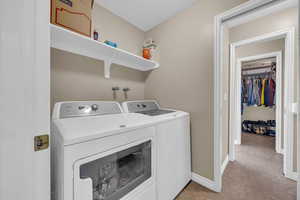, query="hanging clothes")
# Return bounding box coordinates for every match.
[242,79,248,103]
[258,78,262,101]
[272,79,276,105]
[242,76,276,108]
[264,79,271,106]
[247,79,253,106]
[270,78,276,105]
[265,78,276,107]
[261,78,266,105]
[241,84,244,115]
[252,79,261,106]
